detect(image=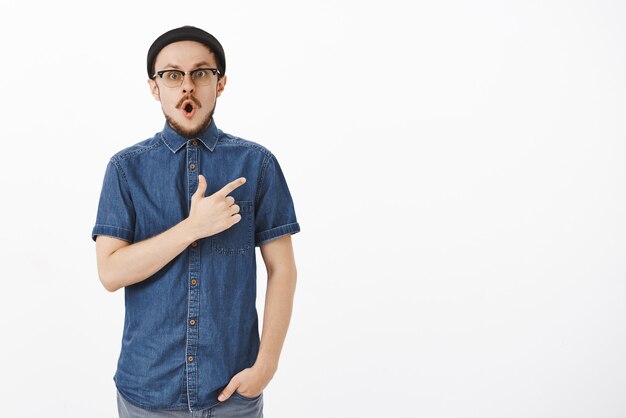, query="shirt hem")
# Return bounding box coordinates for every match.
[92,224,134,242]
[116,387,222,412]
[255,222,300,246]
